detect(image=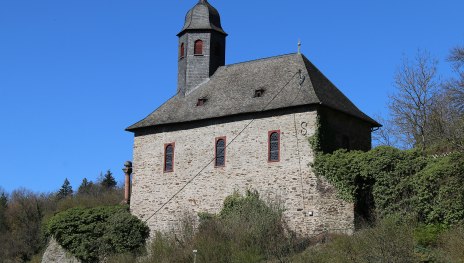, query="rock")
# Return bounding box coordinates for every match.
[41,238,80,263]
